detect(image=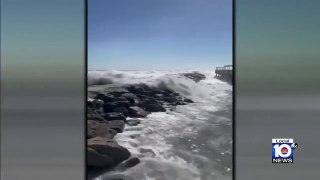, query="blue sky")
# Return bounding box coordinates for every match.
[89,0,232,70]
